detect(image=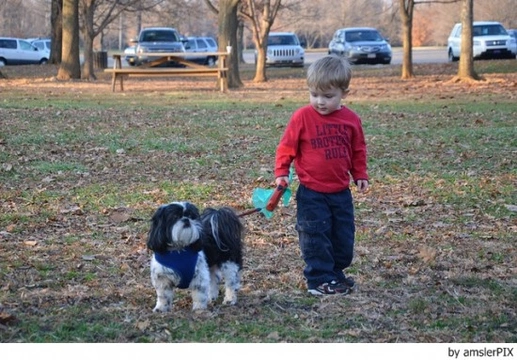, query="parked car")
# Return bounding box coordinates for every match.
[124,45,136,66]
[328,27,392,65]
[507,29,517,56]
[184,36,218,66]
[256,32,305,68]
[131,27,185,66]
[447,21,516,61]
[28,38,51,59]
[0,37,48,66]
